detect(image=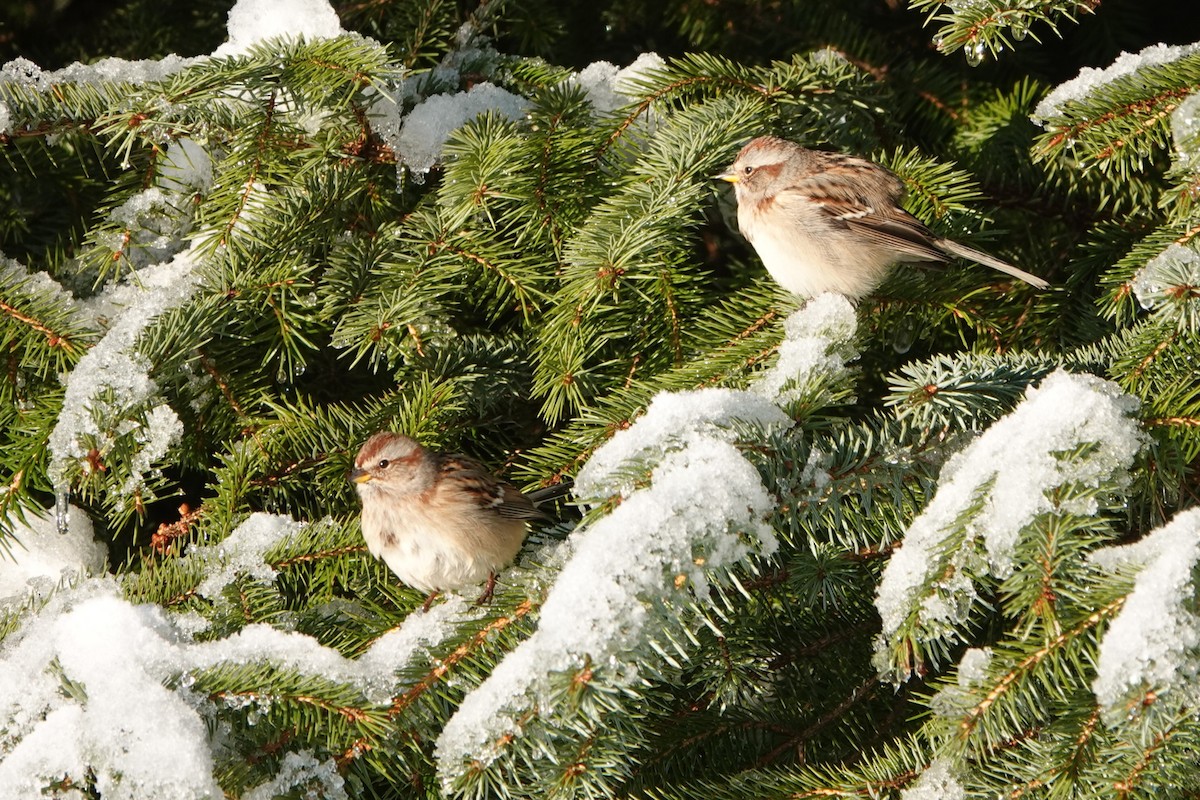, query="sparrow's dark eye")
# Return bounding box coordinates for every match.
[377,459,389,469]
[743,165,754,176]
